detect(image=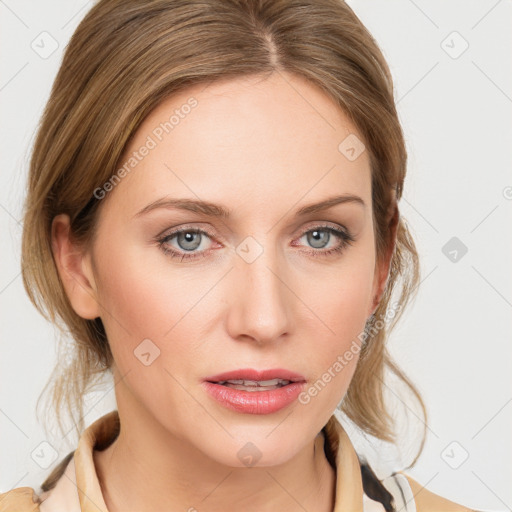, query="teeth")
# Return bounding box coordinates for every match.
[218,378,291,386]
[258,379,289,386]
